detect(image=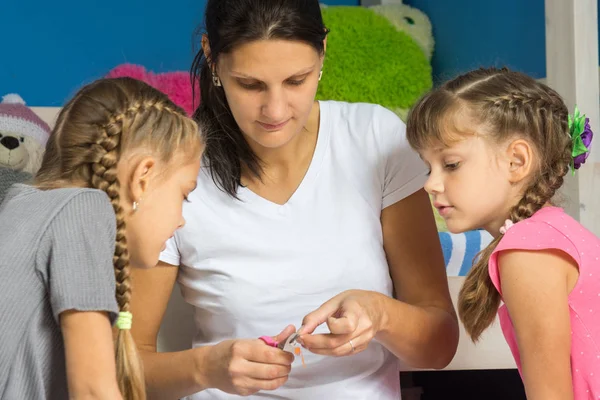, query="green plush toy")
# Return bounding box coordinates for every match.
[316,3,434,121]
